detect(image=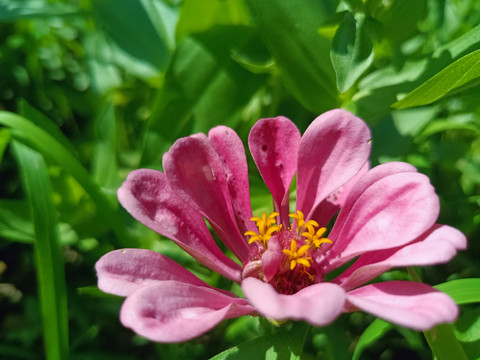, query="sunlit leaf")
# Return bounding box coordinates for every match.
[245,0,339,113]
[331,12,374,93]
[393,49,480,109]
[210,322,309,360]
